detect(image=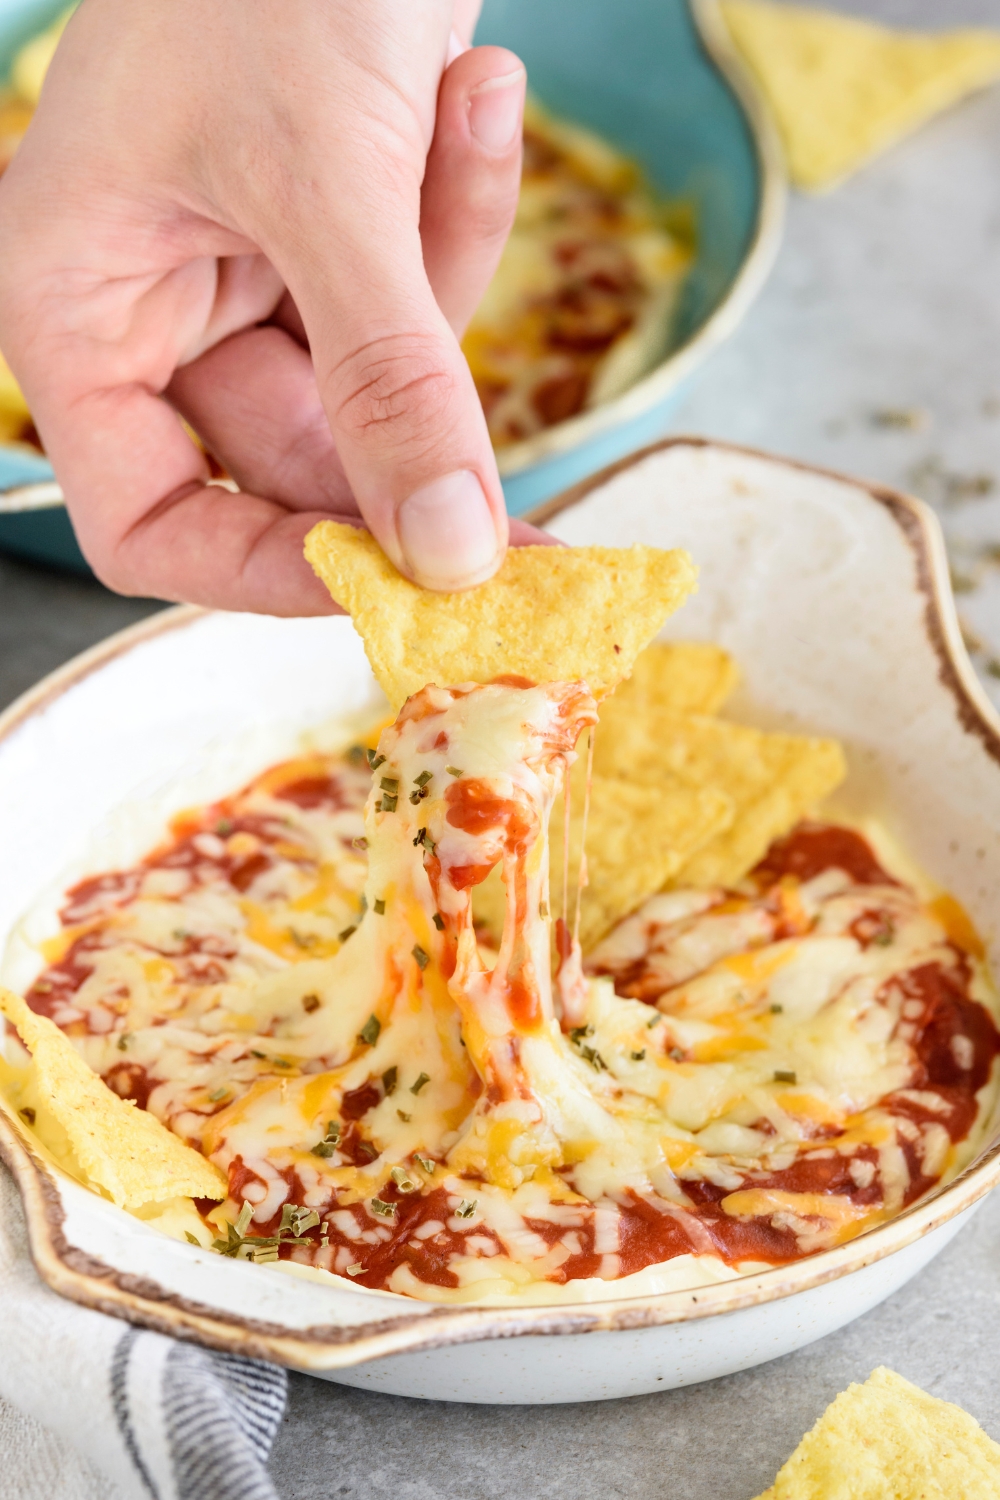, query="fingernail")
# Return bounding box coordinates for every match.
[397,470,502,591]
[468,69,525,154]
